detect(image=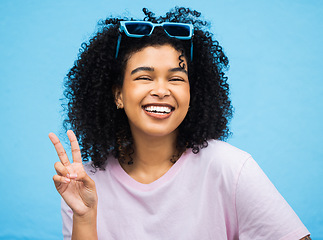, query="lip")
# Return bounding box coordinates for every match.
[142,103,175,119]
[142,103,175,108]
